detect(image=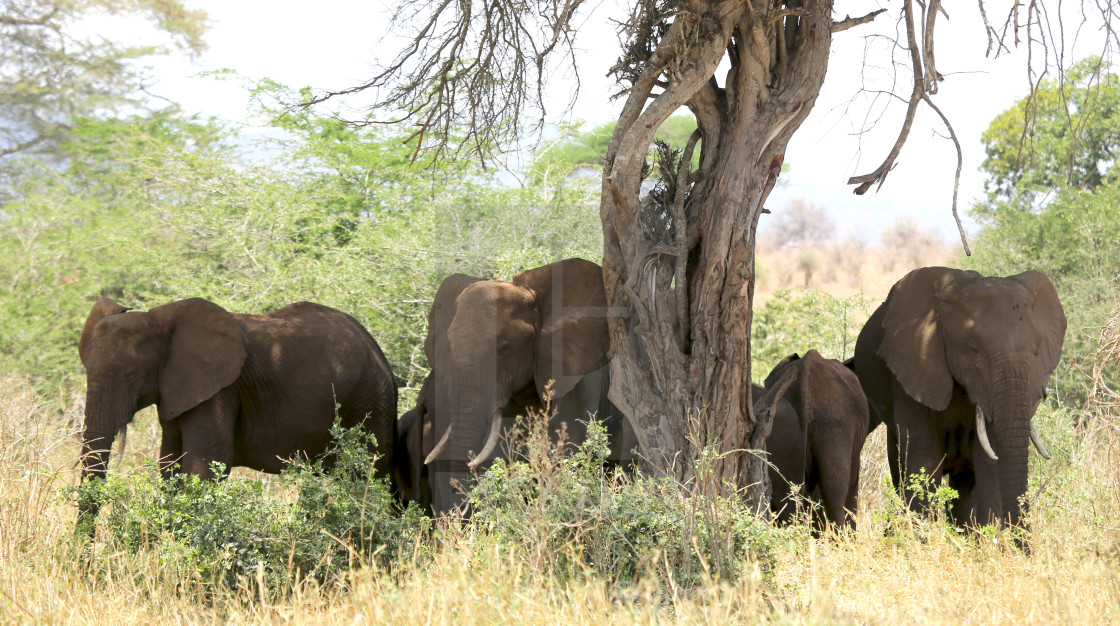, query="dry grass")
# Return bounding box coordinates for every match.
[3,375,1120,624]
